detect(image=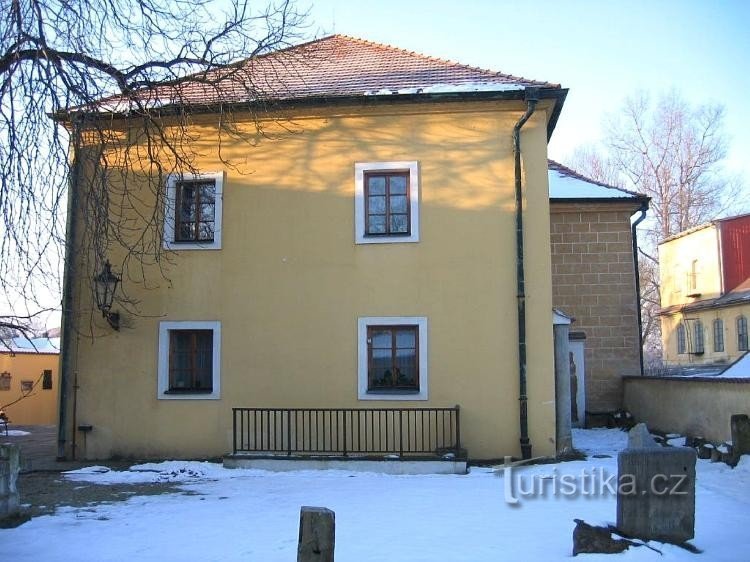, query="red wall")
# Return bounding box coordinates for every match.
[720,215,750,292]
